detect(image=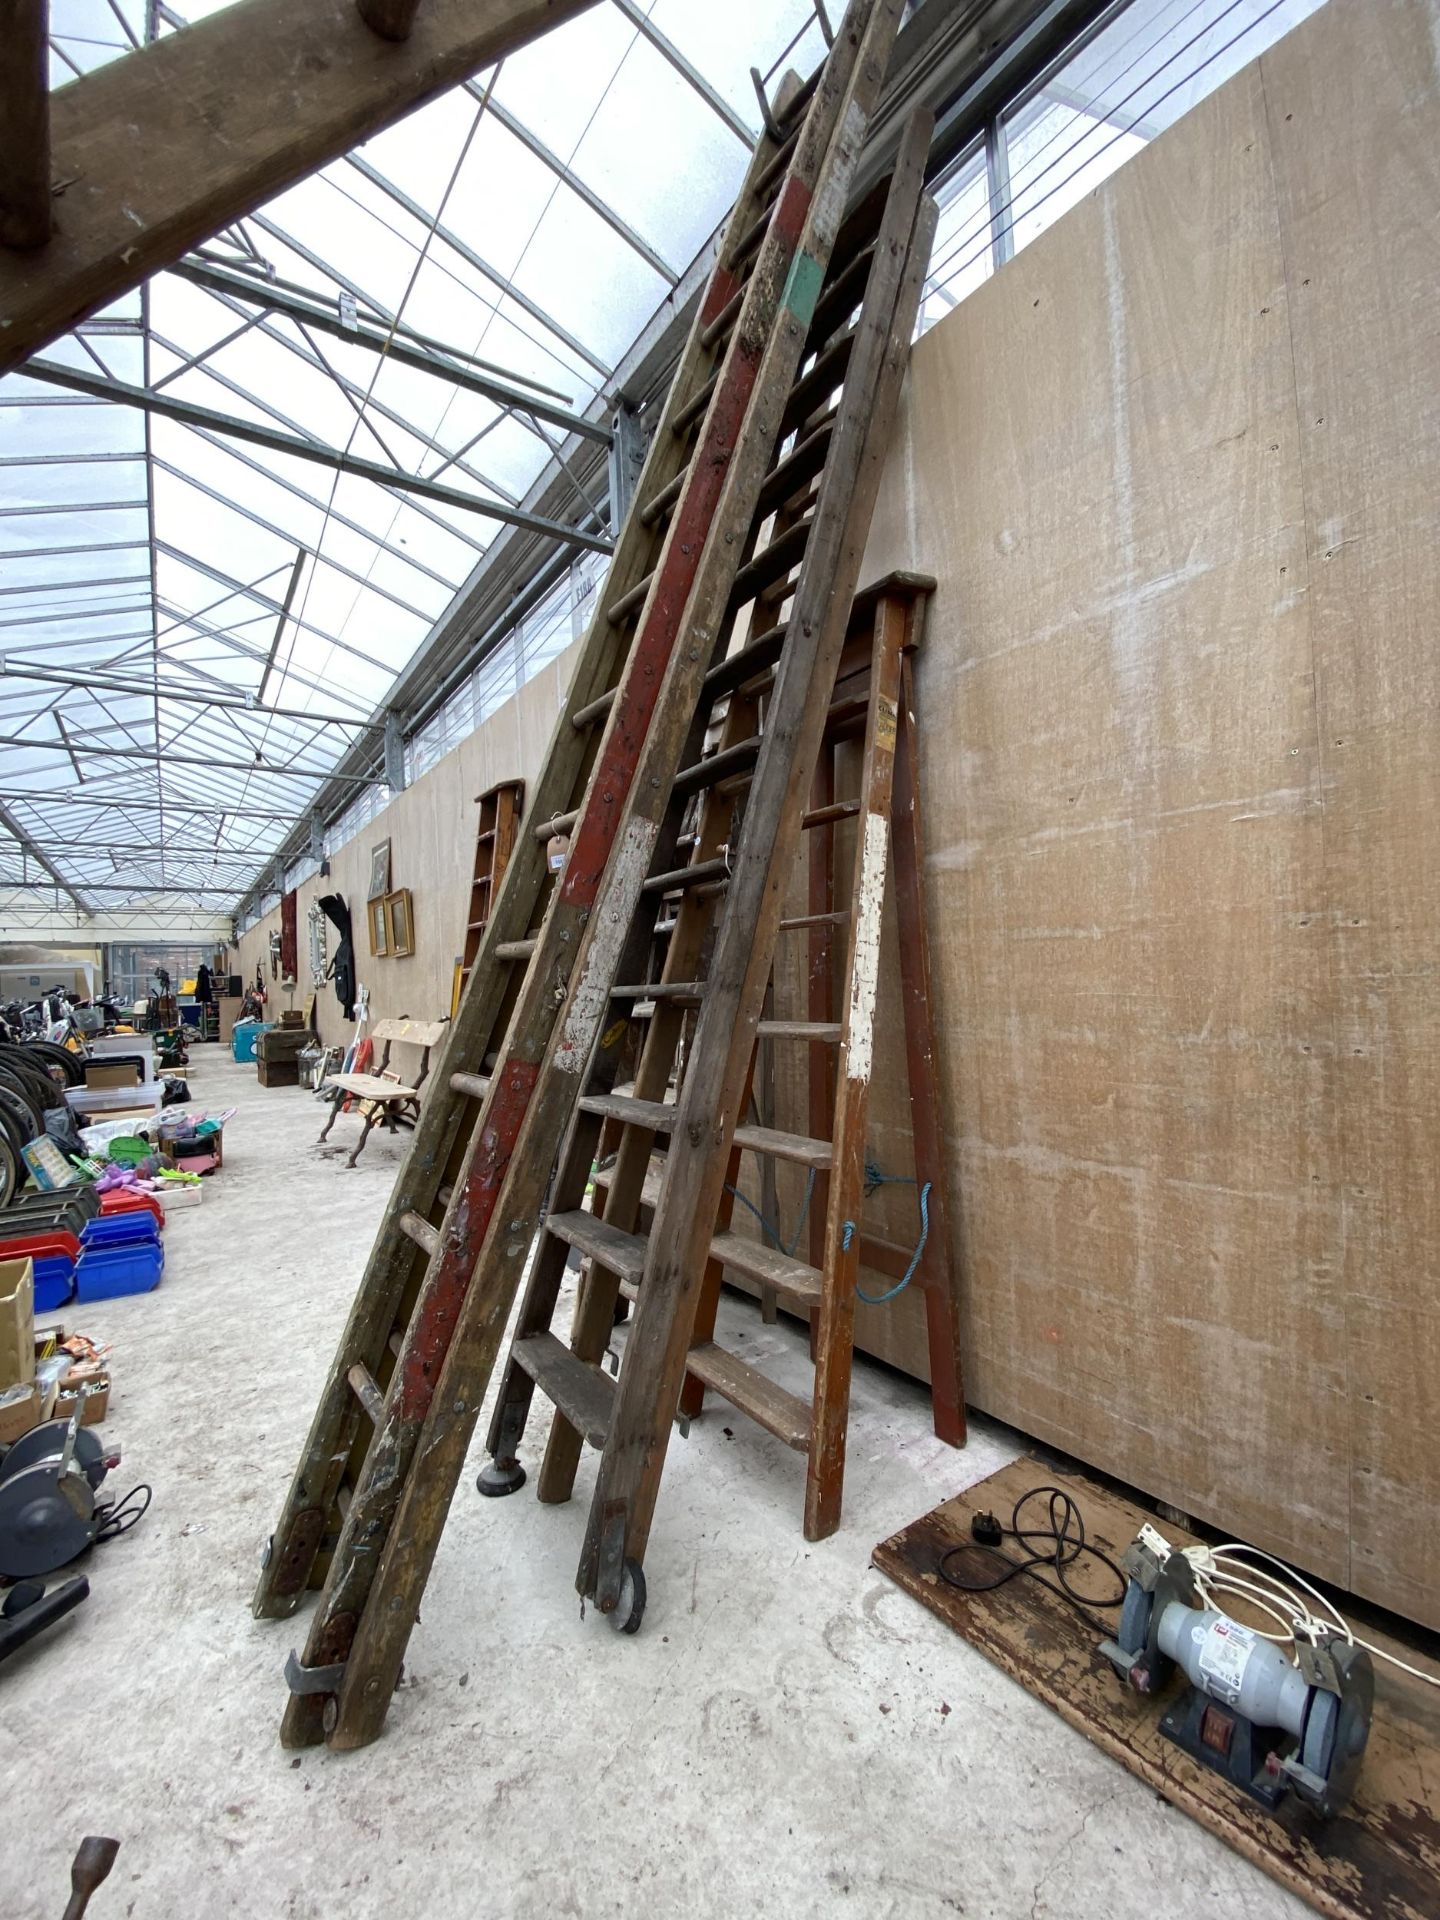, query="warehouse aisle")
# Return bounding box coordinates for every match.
[4,1054,1302,1918]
